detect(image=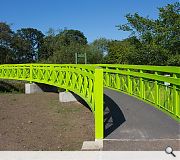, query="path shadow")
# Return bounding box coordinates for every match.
[71,92,126,138]
[60,90,126,138]
[104,94,126,138]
